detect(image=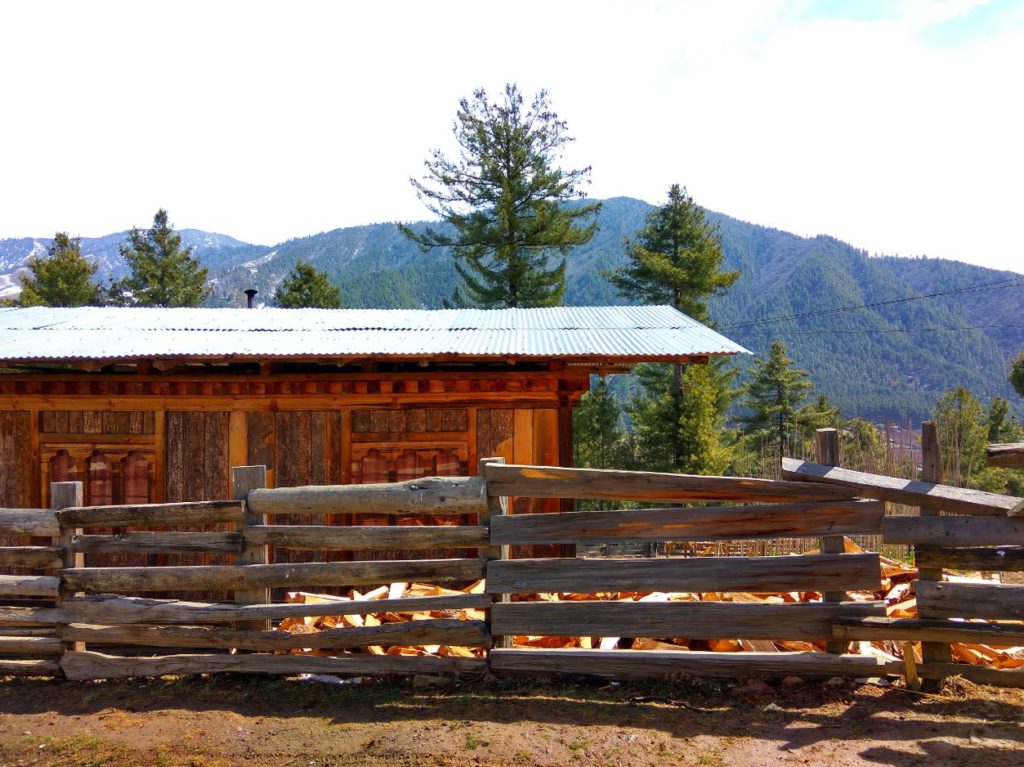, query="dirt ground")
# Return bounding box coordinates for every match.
[0,673,1022,767]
